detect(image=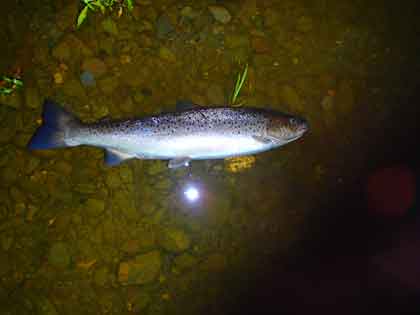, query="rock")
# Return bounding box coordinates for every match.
[224,33,249,49]
[0,92,23,109]
[106,170,122,189]
[136,0,152,5]
[91,103,109,119]
[200,253,227,273]
[82,58,108,78]
[35,296,58,315]
[146,161,166,176]
[321,95,334,112]
[159,47,177,63]
[264,10,280,28]
[336,80,354,114]
[80,71,96,87]
[98,76,119,95]
[251,36,271,54]
[24,86,41,109]
[0,167,18,185]
[138,20,154,33]
[296,16,313,33]
[52,39,71,61]
[118,250,161,285]
[206,84,225,105]
[134,91,145,104]
[53,161,73,175]
[101,18,118,36]
[158,227,191,253]
[99,37,115,55]
[156,14,174,39]
[74,183,97,194]
[25,156,41,174]
[56,2,79,31]
[119,97,135,113]
[129,291,151,313]
[52,34,93,64]
[208,5,232,24]
[48,242,71,268]
[26,204,39,221]
[180,6,199,20]
[138,34,153,48]
[174,253,197,272]
[121,233,156,255]
[85,198,106,217]
[53,72,64,84]
[120,54,132,65]
[62,78,87,98]
[93,266,110,287]
[279,85,304,112]
[0,124,16,144]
